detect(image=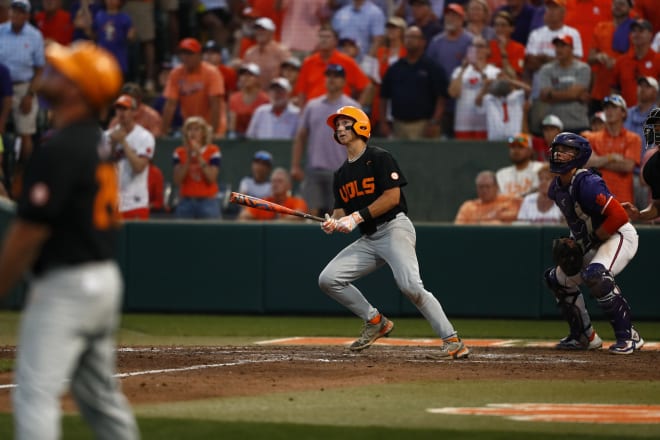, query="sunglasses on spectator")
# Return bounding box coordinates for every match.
[507,136,529,147]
